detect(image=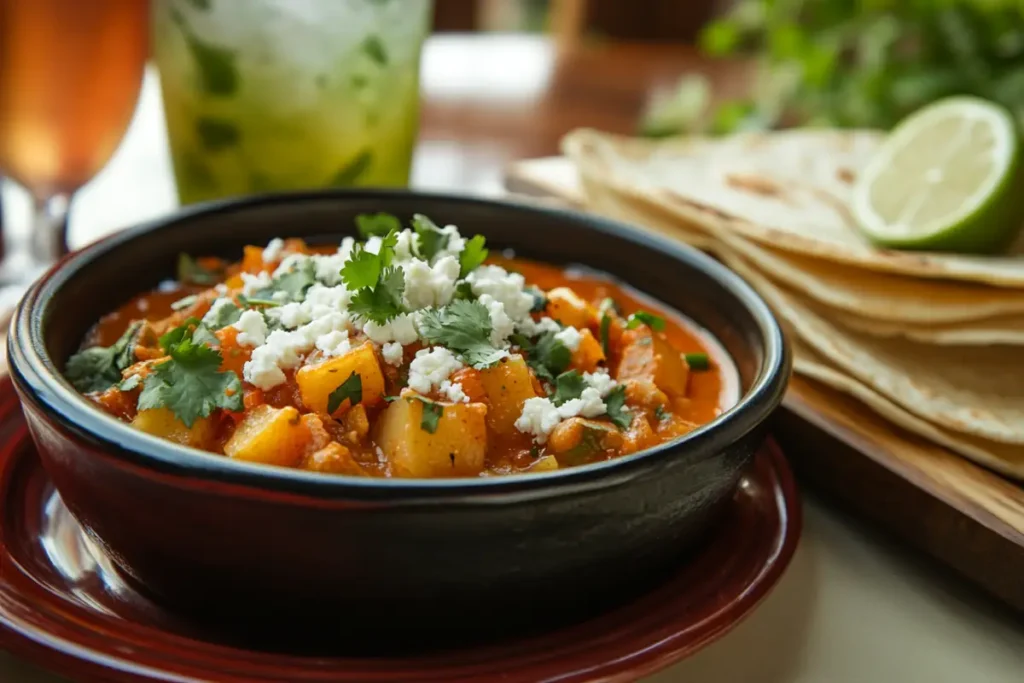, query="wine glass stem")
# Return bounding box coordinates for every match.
[29,193,71,264]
